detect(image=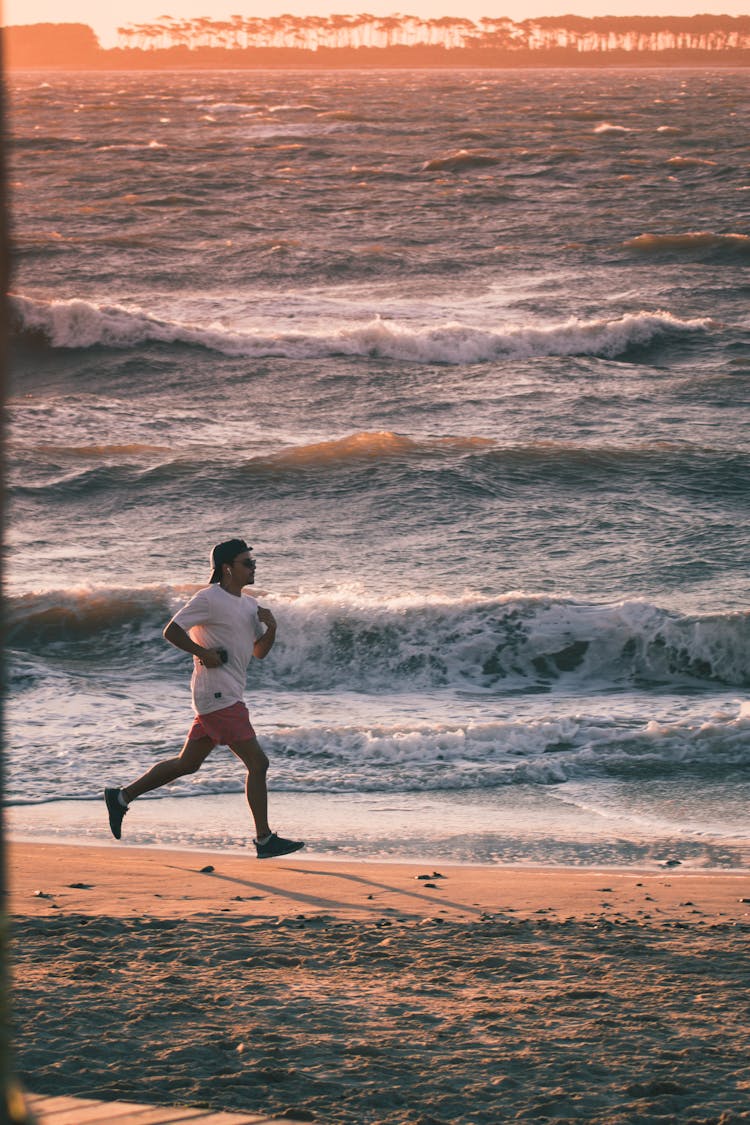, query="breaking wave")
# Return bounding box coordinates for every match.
[10,293,712,364]
[8,587,749,690]
[594,122,633,134]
